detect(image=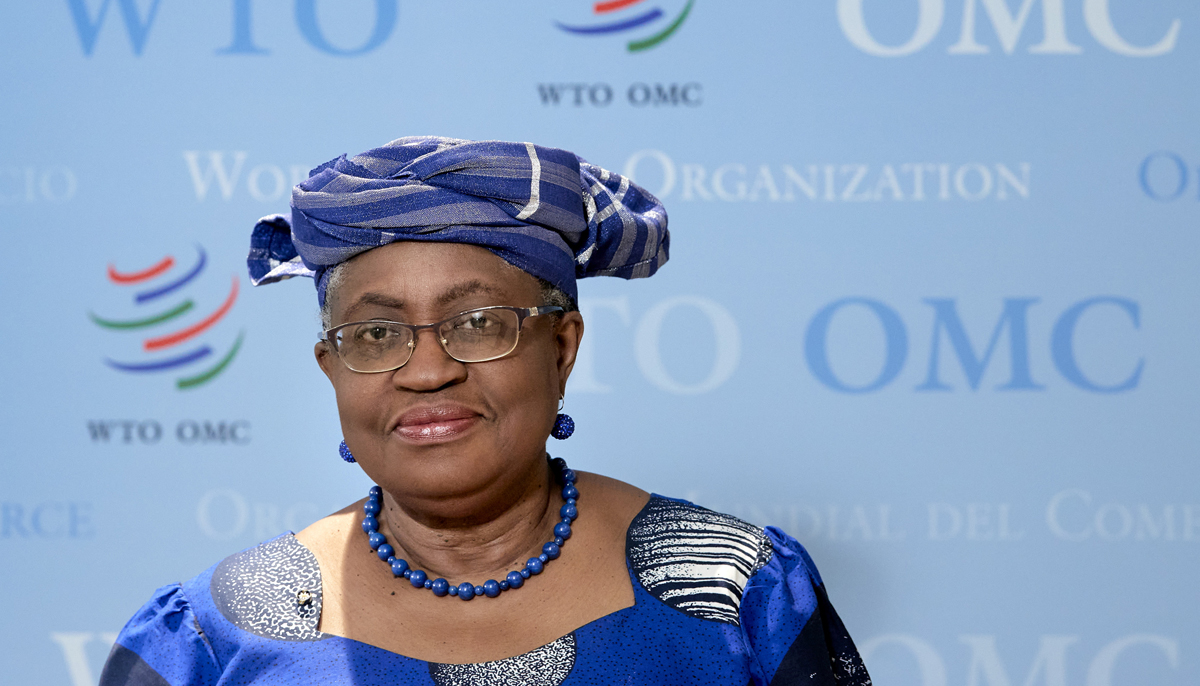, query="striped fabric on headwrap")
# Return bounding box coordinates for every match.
[247,136,669,306]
